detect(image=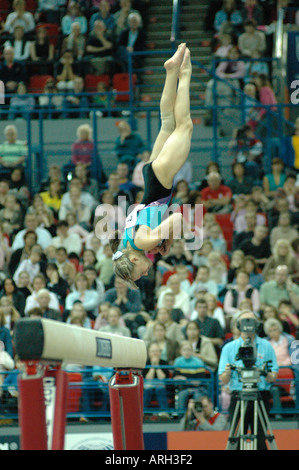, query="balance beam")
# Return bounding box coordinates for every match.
[14,318,147,369]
